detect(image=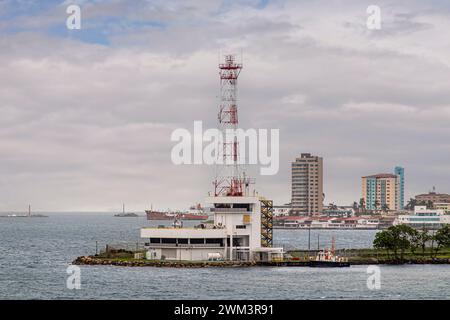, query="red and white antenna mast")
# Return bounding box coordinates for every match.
[214,54,250,197]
